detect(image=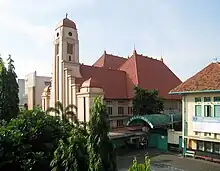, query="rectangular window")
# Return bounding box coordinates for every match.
[128,107,133,115]
[214,105,220,117]
[214,97,220,102]
[118,107,124,115]
[213,143,220,154]
[204,132,211,136]
[204,97,211,102]
[195,105,202,116]
[56,44,59,54]
[204,105,211,117]
[106,100,112,105]
[195,97,201,102]
[107,107,112,115]
[118,100,124,104]
[117,120,123,127]
[197,141,203,151]
[204,142,212,152]
[67,43,73,54]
